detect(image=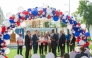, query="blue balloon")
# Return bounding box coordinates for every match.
[28,8,31,12]
[62,19,67,24]
[32,10,38,16]
[25,15,29,19]
[69,19,73,24]
[75,32,80,37]
[9,20,15,23]
[2,49,5,52]
[0,39,3,44]
[3,34,10,40]
[43,8,46,12]
[85,32,90,37]
[73,21,77,25]
[53,16,59,21]
[52,10,55,15]
[18,14,21,19]
[10,25,15,28]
